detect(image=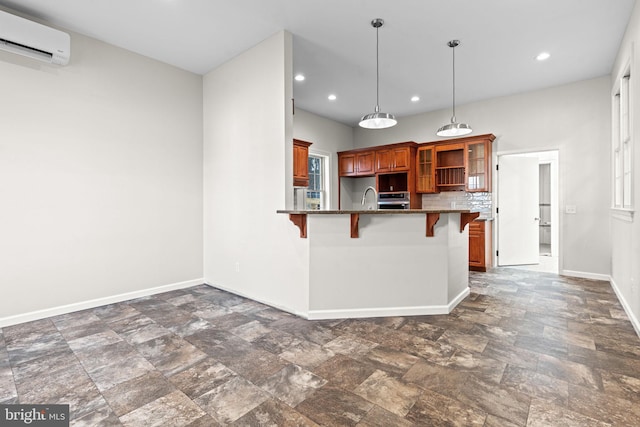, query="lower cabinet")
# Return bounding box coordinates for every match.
[469,220,492,271]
